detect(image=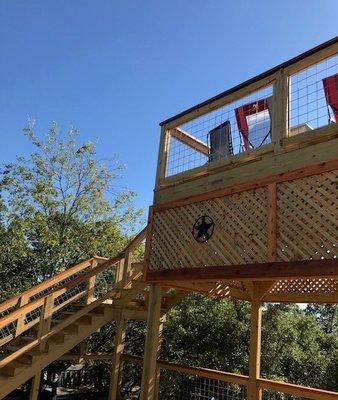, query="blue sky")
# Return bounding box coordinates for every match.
[1,1,337,214]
